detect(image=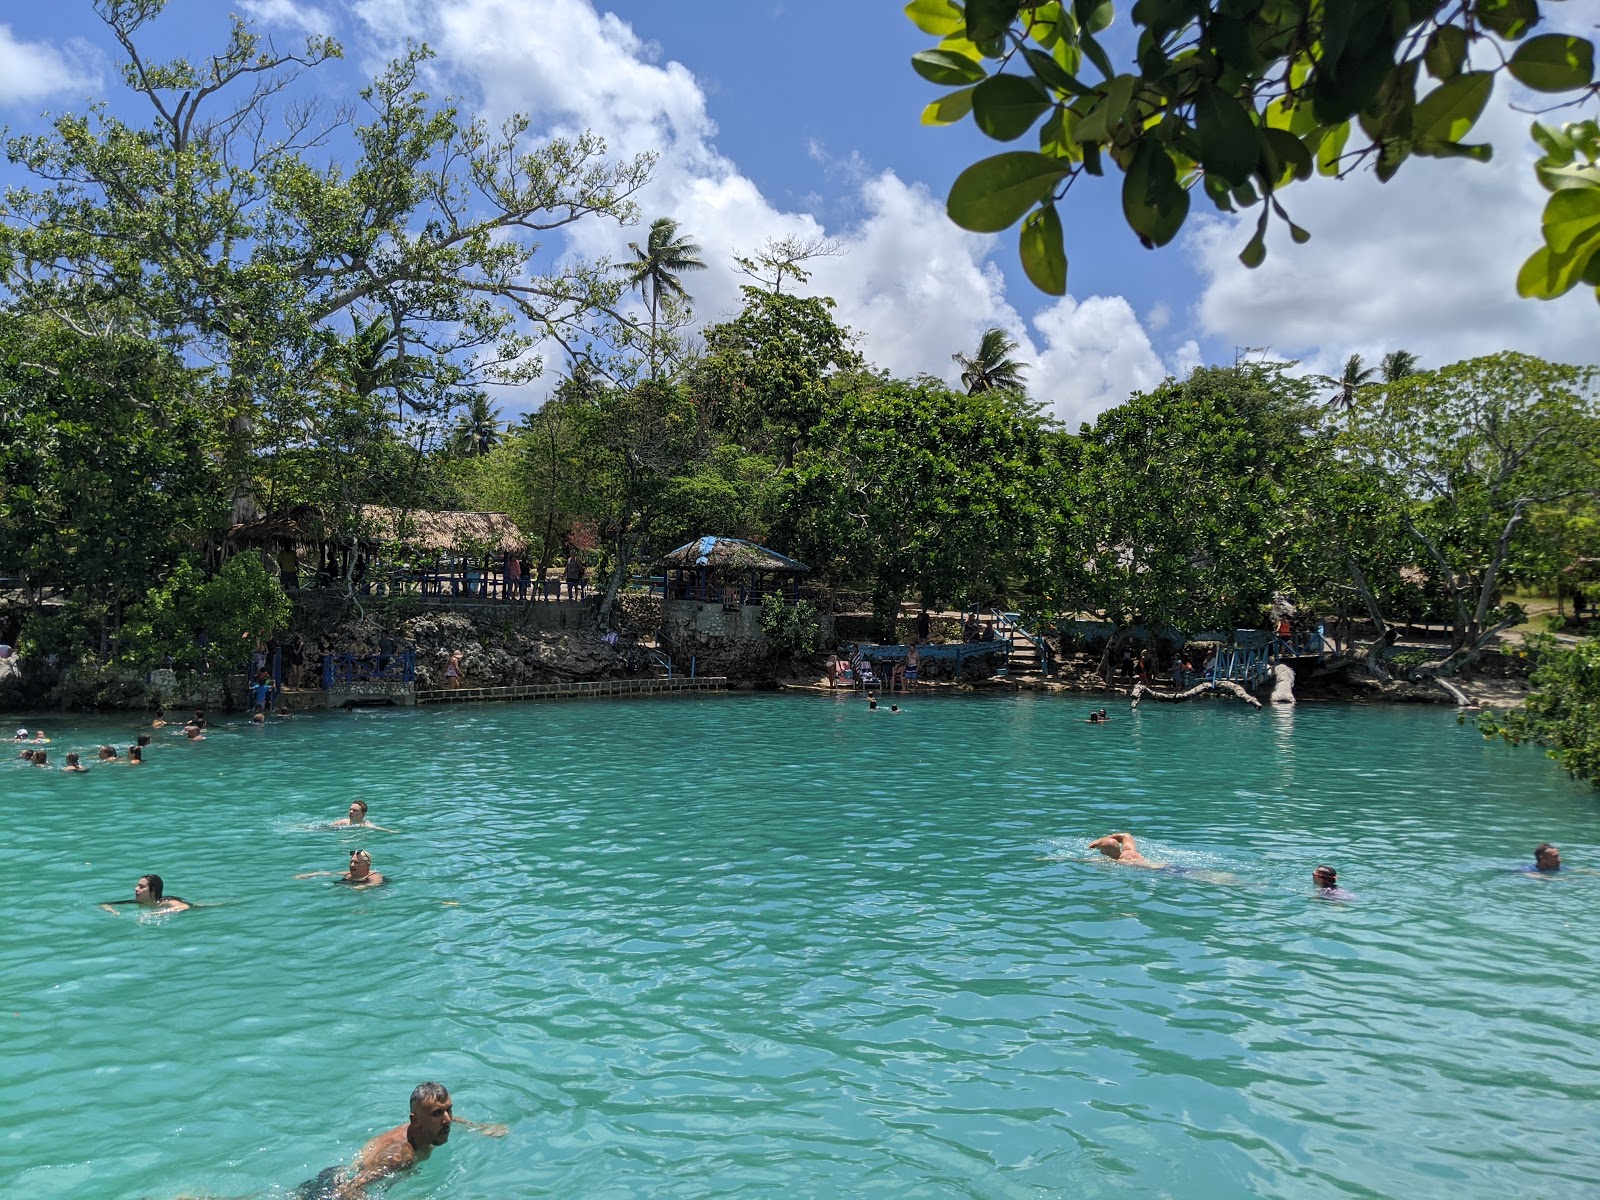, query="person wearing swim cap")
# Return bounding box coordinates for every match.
[1089,832,1165,868]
